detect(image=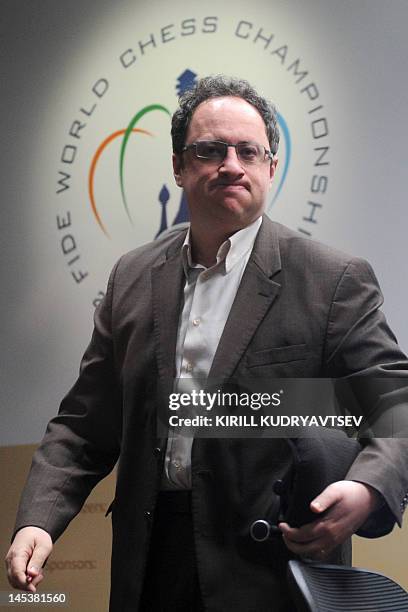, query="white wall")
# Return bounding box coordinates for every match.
[1,0,407,444]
